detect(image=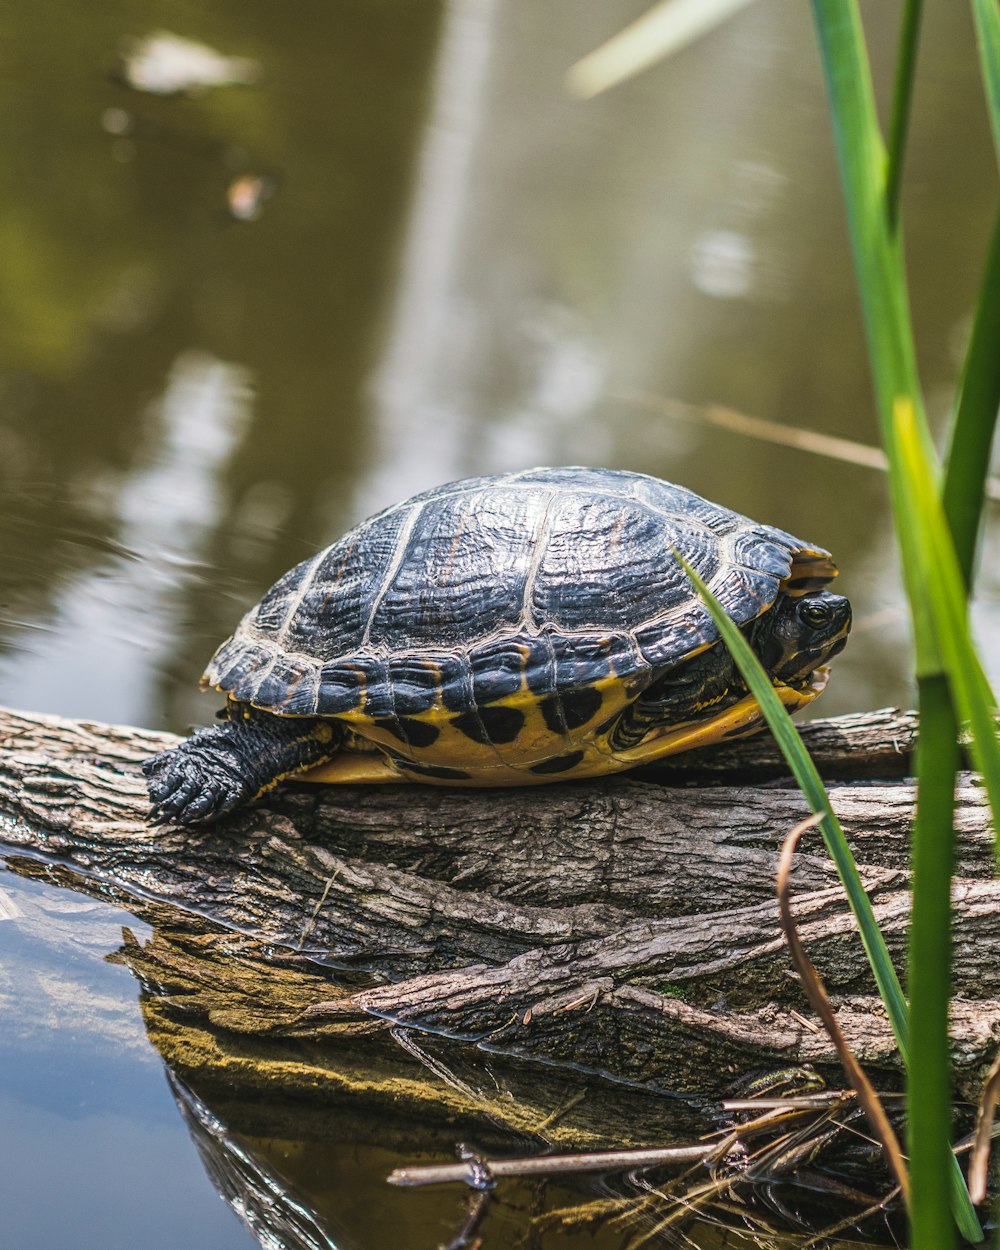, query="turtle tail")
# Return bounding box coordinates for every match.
[143,711,343,826]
